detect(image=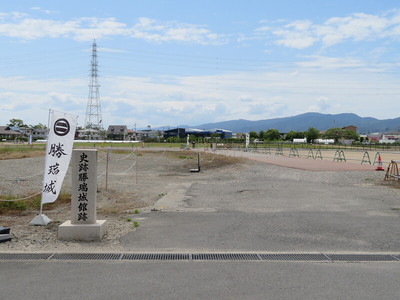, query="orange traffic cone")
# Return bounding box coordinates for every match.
[376,155,384,171]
